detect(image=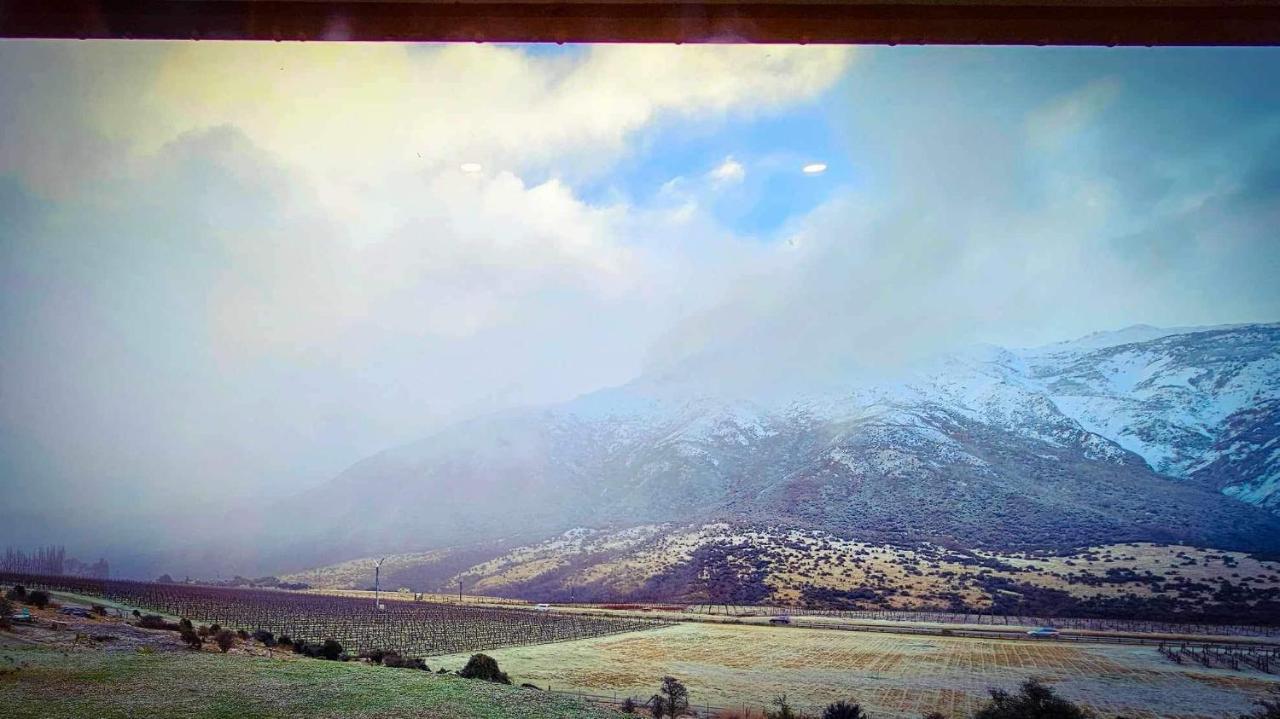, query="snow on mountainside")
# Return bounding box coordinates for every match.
[285,323,1280,562]
[1018,324,1280,509]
